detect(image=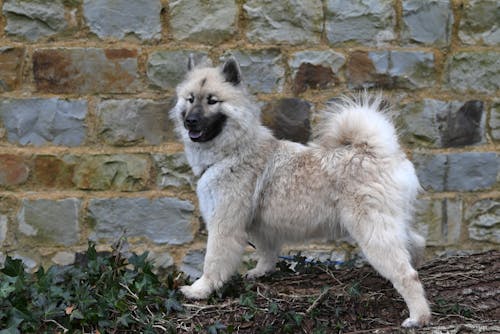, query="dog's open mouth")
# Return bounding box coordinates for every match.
[189,130,203,140]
